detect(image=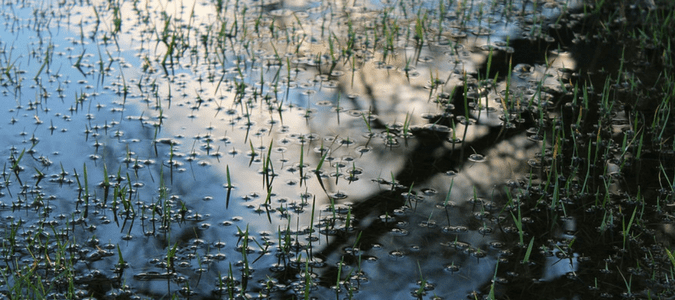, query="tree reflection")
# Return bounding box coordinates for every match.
[289,2,675,299]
